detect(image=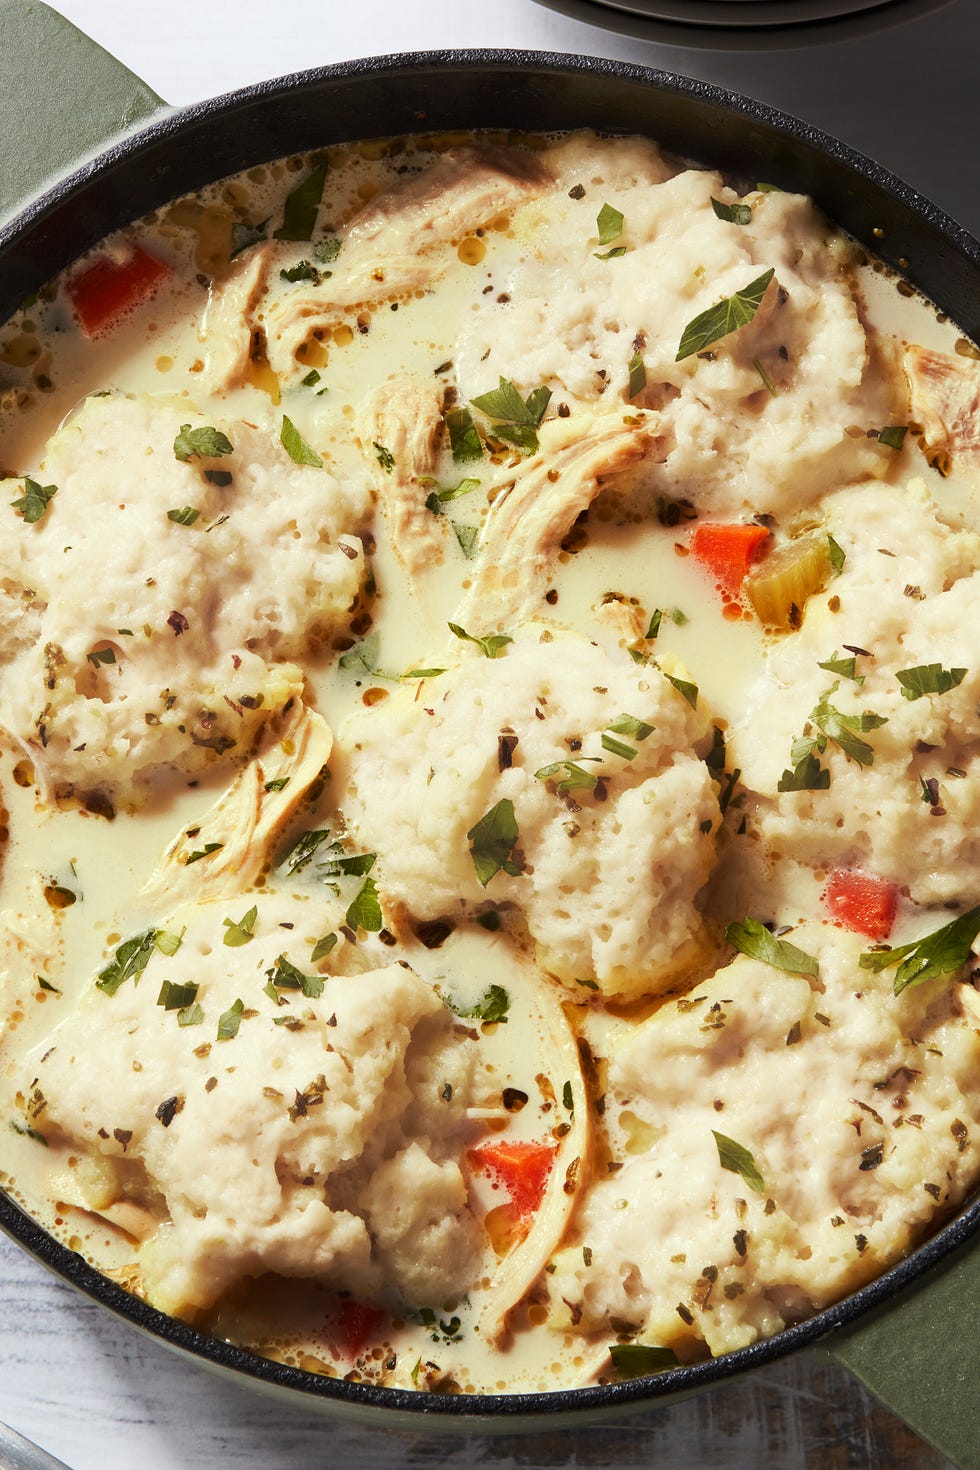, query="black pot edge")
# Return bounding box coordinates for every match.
[1,45,979,1425]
